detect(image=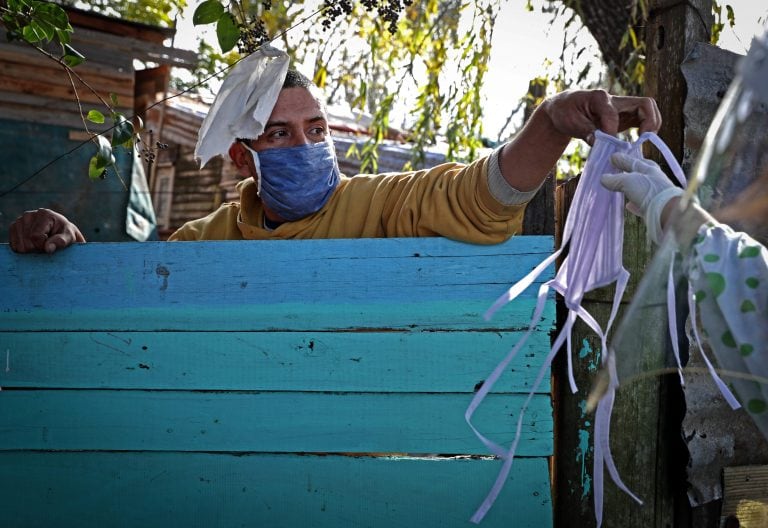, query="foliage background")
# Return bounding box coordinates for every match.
[6,0,768,178]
